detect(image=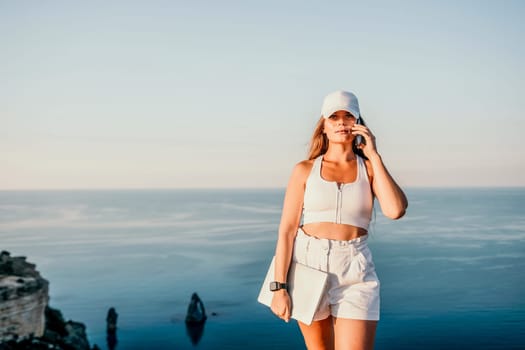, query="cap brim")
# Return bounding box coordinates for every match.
[322,106,360,119]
